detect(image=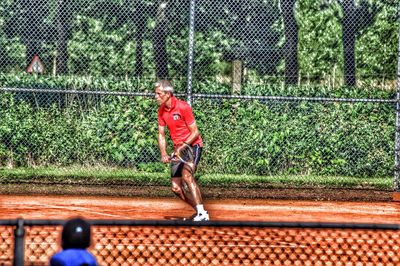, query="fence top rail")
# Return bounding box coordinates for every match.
[1,219,400,230]
[0,87,396,103]
[193,93,396,103]
[0,87,153,97]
